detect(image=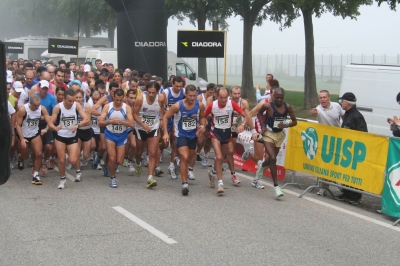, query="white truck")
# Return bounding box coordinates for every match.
[339,64,400,136]
[85,50,201,86]
[41,46,99,65]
